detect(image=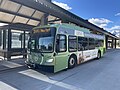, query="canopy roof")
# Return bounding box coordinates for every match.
[0,0,59,26]
[0,0,119,39]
